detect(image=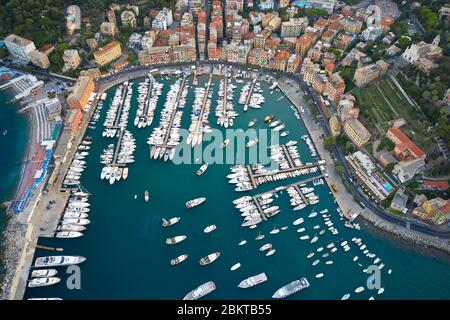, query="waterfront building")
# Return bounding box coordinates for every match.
[79,68,101,79]
[100,22,118,36]
[345,151,393,202]
[353,60,389,87]
[111,54,129,72]
[67,75,95,110]
[63,49,81,71]
[281,18,308,38]
[286,54,301,73]
[94,41,122,66]
[139,46,171,65]
[273,50,290,71]
[29,50,50,69]
[311,73,327,93]
[4,34,36,64]
[301,57,321,84]
[224,42,250,64]
[390,188,408,213]
[121,10,136,29]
